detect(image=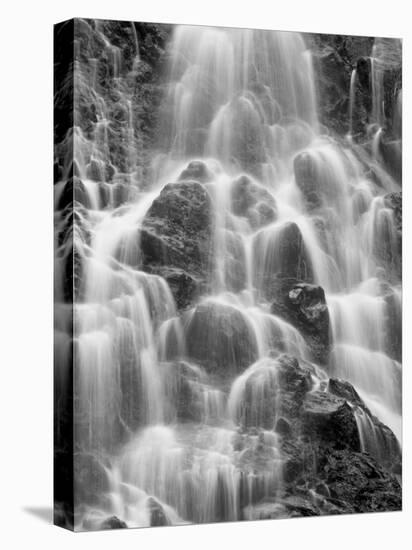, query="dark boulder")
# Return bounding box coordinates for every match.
[328,378,401,471]
[99,516,127,529]
[301,390,361,451]
[185,301,258,376]
[328,377,364,407]
[254,222,314,296]
[270,278,330,364]
[319,450,401,513]
[140,181,214,308]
